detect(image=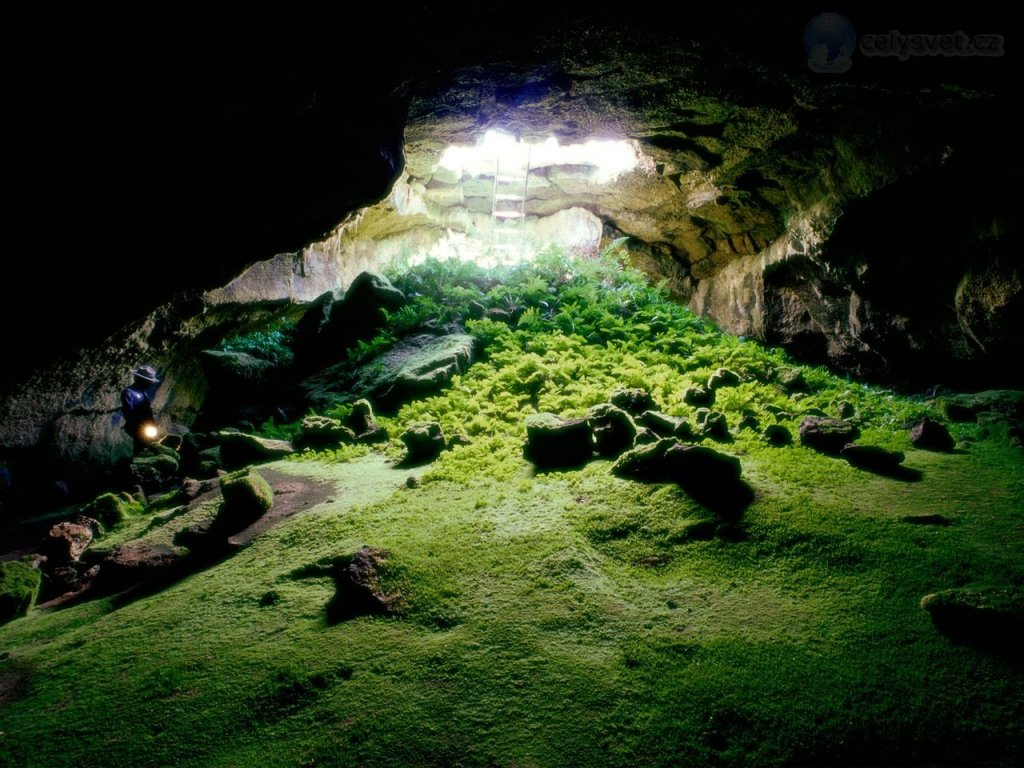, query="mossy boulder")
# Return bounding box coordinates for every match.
[609,388,657,416]
[763,424,792,446]
[707,367,740,390]
[523,413,593,469]
[682,384,715,407]
[81,491,143,528]
[0,560,42,626]
[640,410,693,440]
[216,432,294,470]
[345,399,388,443]
[217,468,274,533]
[95,543,188,594]
[798,417,861,455]
[611,438,678,483]
[697,410,730,441]
[299,415,356,449]
[318,271,406,355]
[777,368,808,393]
[400,421,446,465]
[586,403,637,458]
[129,444,181,487]
[614,439,751,521]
